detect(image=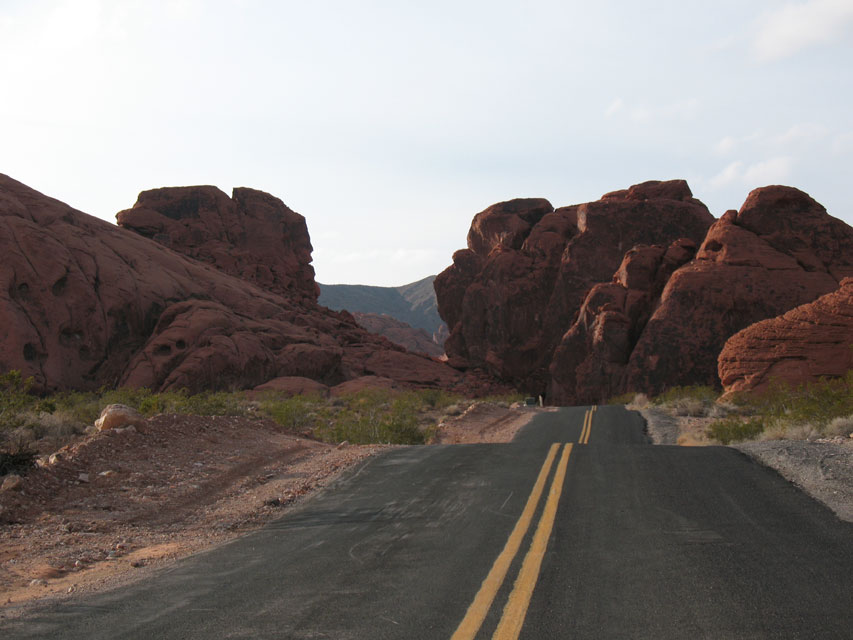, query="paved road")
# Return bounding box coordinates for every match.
[2,406,851,639]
